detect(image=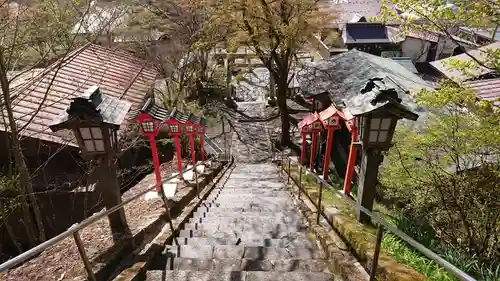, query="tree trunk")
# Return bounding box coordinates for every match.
[0,199,23,254]
[0,51,45,245]
[276,77,291,145]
